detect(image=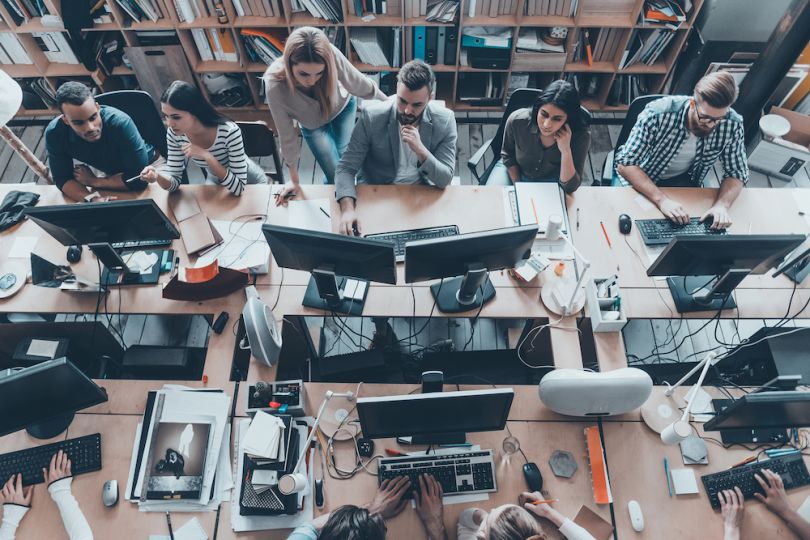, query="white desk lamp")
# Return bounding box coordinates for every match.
[541,215,591,316]
[0,70,51,183]
[640,352,720,444]
[278,389,355,495]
